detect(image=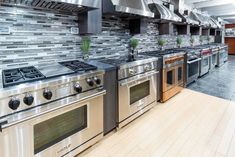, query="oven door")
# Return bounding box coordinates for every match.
[211,52,218,68]
[163,66,177,92]
[176,64,184,87]
[0,89,105,157]
[118,71,157,123]
[200,55,210,76]
[187,58,201,85]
